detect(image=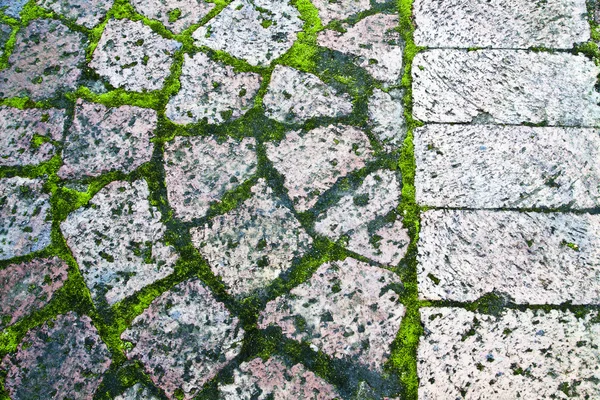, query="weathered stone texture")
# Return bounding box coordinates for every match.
[412,50,600,126]
[418,210,600,304]
[61,180,178,305]
[164,136,257,221]
[1,312,111,400]
[37,0,113,28]
[312,0,370,24]
[368,89,407,152]
[418,308,600,399]
[122,279,244,400]
[0,0,27,18]
[415,125,600,209]
[0,23,11,56]
[166,52,261,125]
[346,218,410,266]
[114,383,161,400]
[131,0,215,33]
[260,258,405,371]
